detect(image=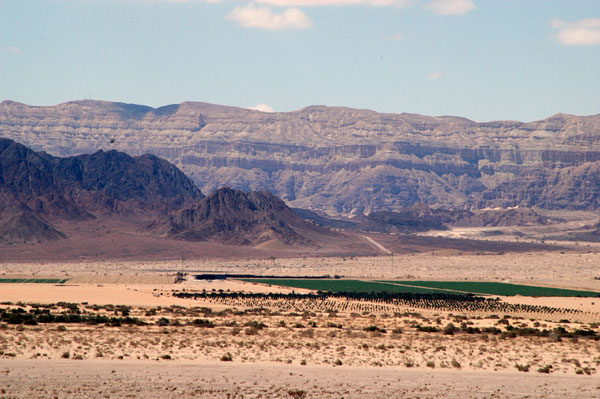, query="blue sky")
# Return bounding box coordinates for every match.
[1,0,599,122]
